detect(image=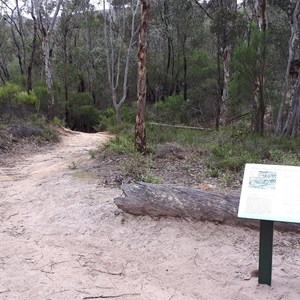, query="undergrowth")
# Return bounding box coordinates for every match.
[100,123,300,188]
